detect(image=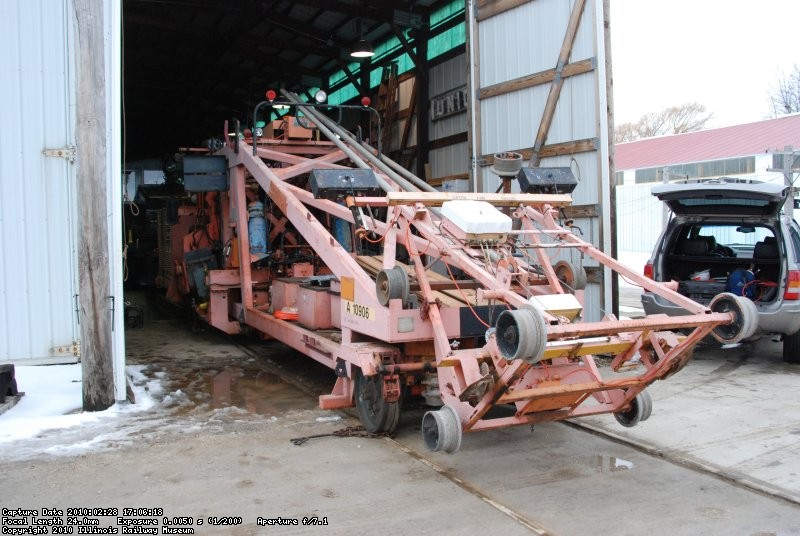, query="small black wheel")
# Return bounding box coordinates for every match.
[554,260,587,292]
[613,390,652,428]
[709,292,758,343]
[354,368,400,434]
[783,330,800,364]
[421,405,462,453]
